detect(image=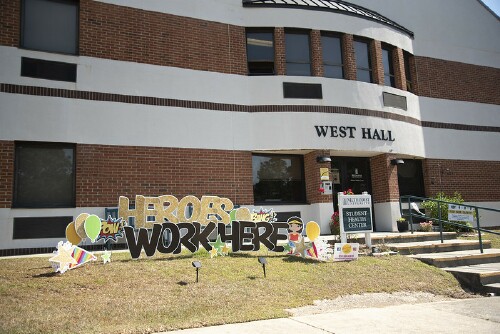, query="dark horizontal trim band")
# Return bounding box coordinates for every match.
[1,83,498,133]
